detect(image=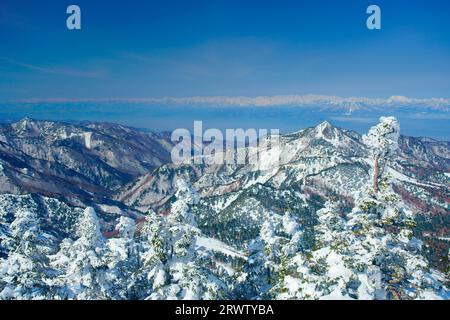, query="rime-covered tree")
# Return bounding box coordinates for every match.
[134,212,171,299]
[0,209,55,299]
[144,179,228,300]
[271,201,355,299]
[105,216,140,299]
[348,185,449,299]
[50,207,109,299]
[271,118,448,300]
[347,117,448,299]
[237,211,304,299]
[235,236,269,299]
[362,116,400,193]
